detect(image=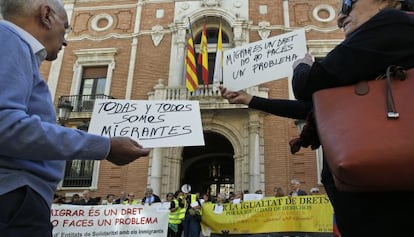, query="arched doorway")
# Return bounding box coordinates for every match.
[181,132,234,198]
